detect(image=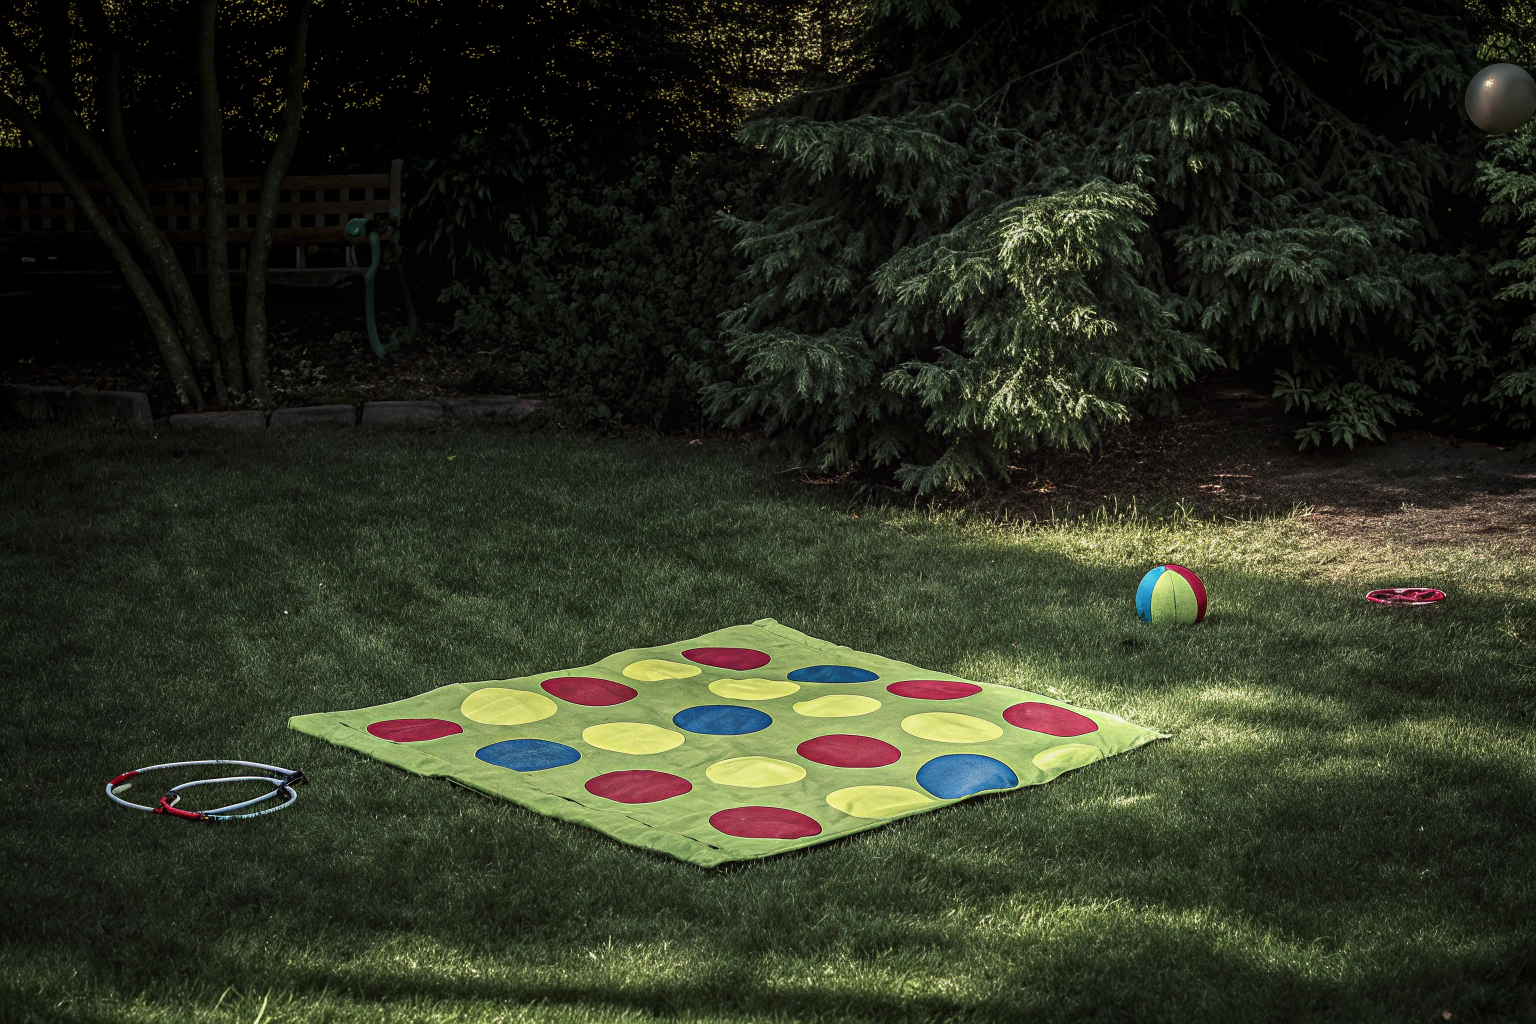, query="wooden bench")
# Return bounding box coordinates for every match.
[1,158,403,289]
